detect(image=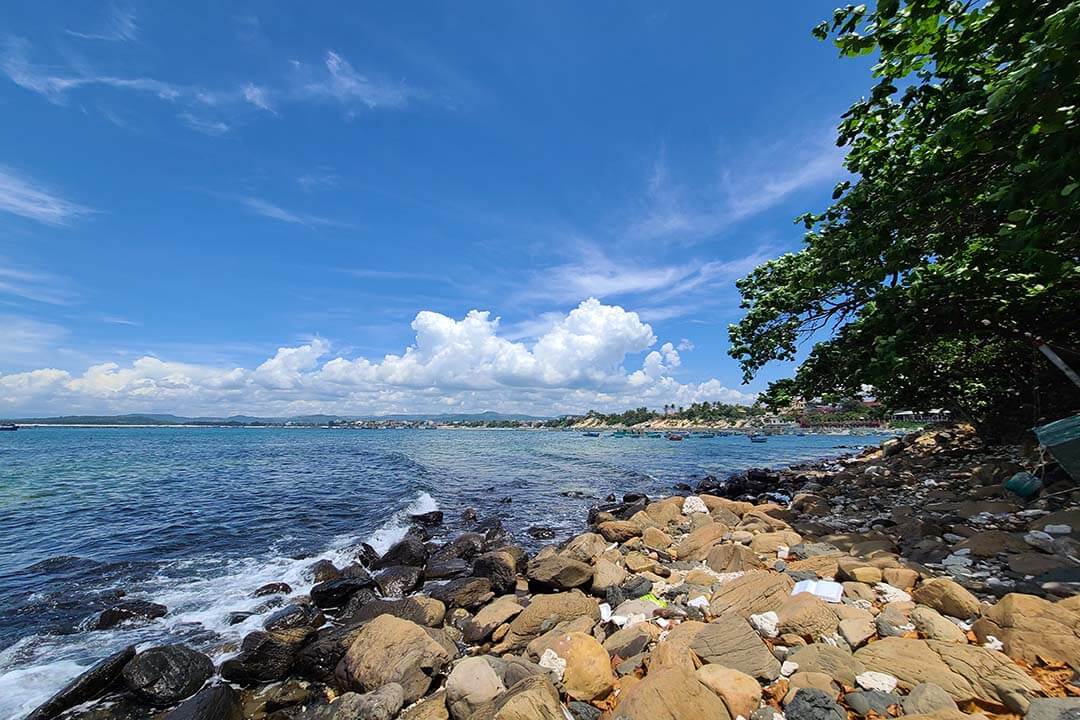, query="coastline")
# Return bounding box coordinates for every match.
[19,425,1080,720]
